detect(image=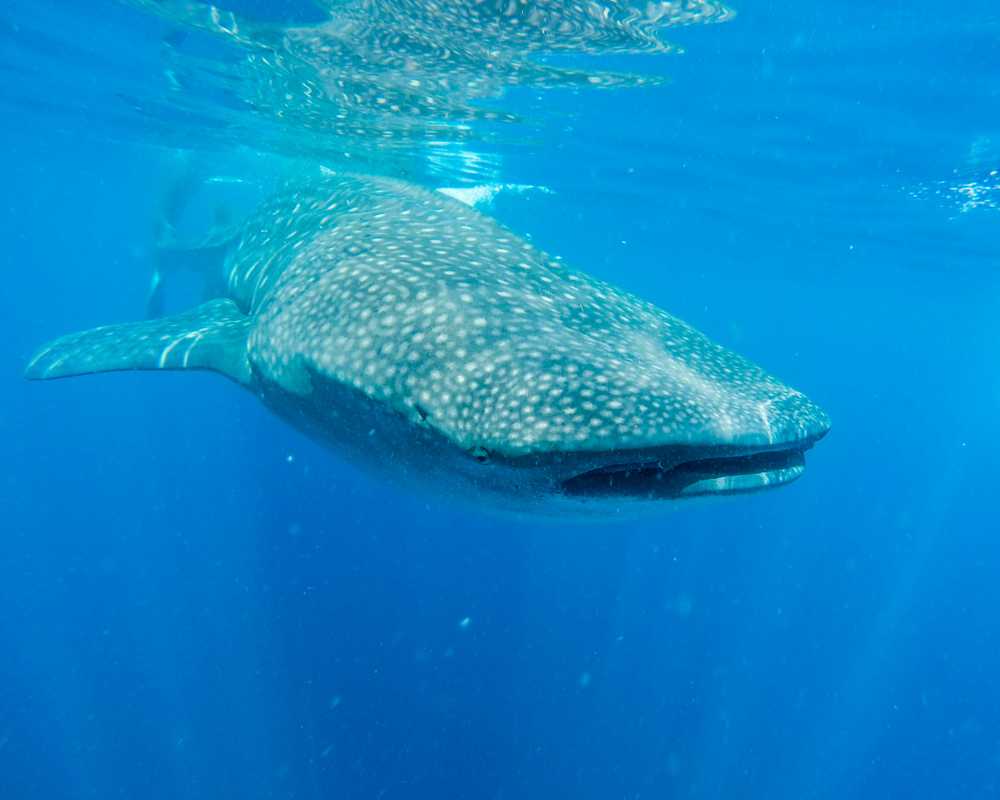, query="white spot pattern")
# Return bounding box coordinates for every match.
[224,174,829,457]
